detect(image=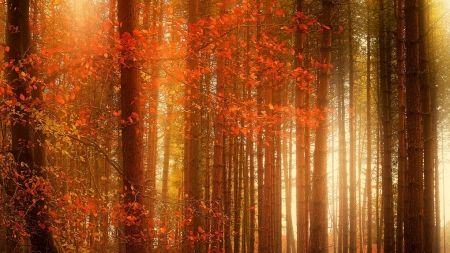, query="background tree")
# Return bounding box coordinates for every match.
[310,0,333,251]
